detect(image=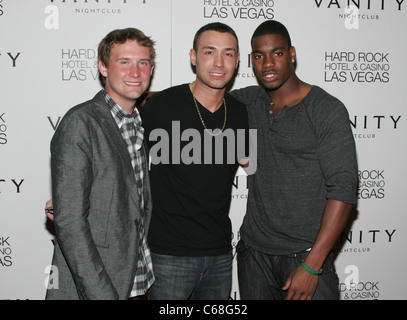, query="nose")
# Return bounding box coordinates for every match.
[214,53,224,68]
[129,64,141,77]
[263,54,275,68]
